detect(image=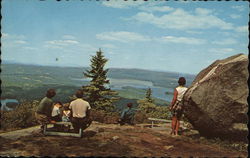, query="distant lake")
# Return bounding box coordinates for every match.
[71,78,174,102]
[1,99,19,111]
